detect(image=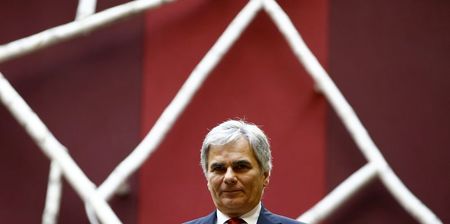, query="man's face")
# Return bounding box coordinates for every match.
[206,137,269,217]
